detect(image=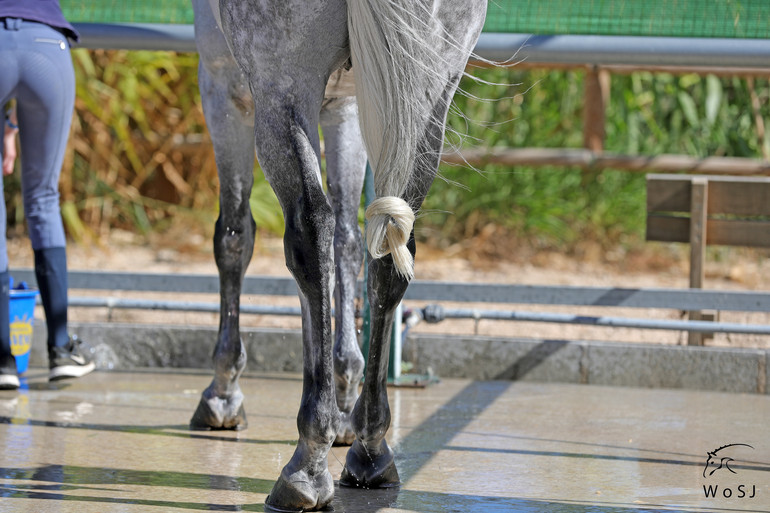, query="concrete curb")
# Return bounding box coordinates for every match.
[402,334,768,394]
[29,322,769,394]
